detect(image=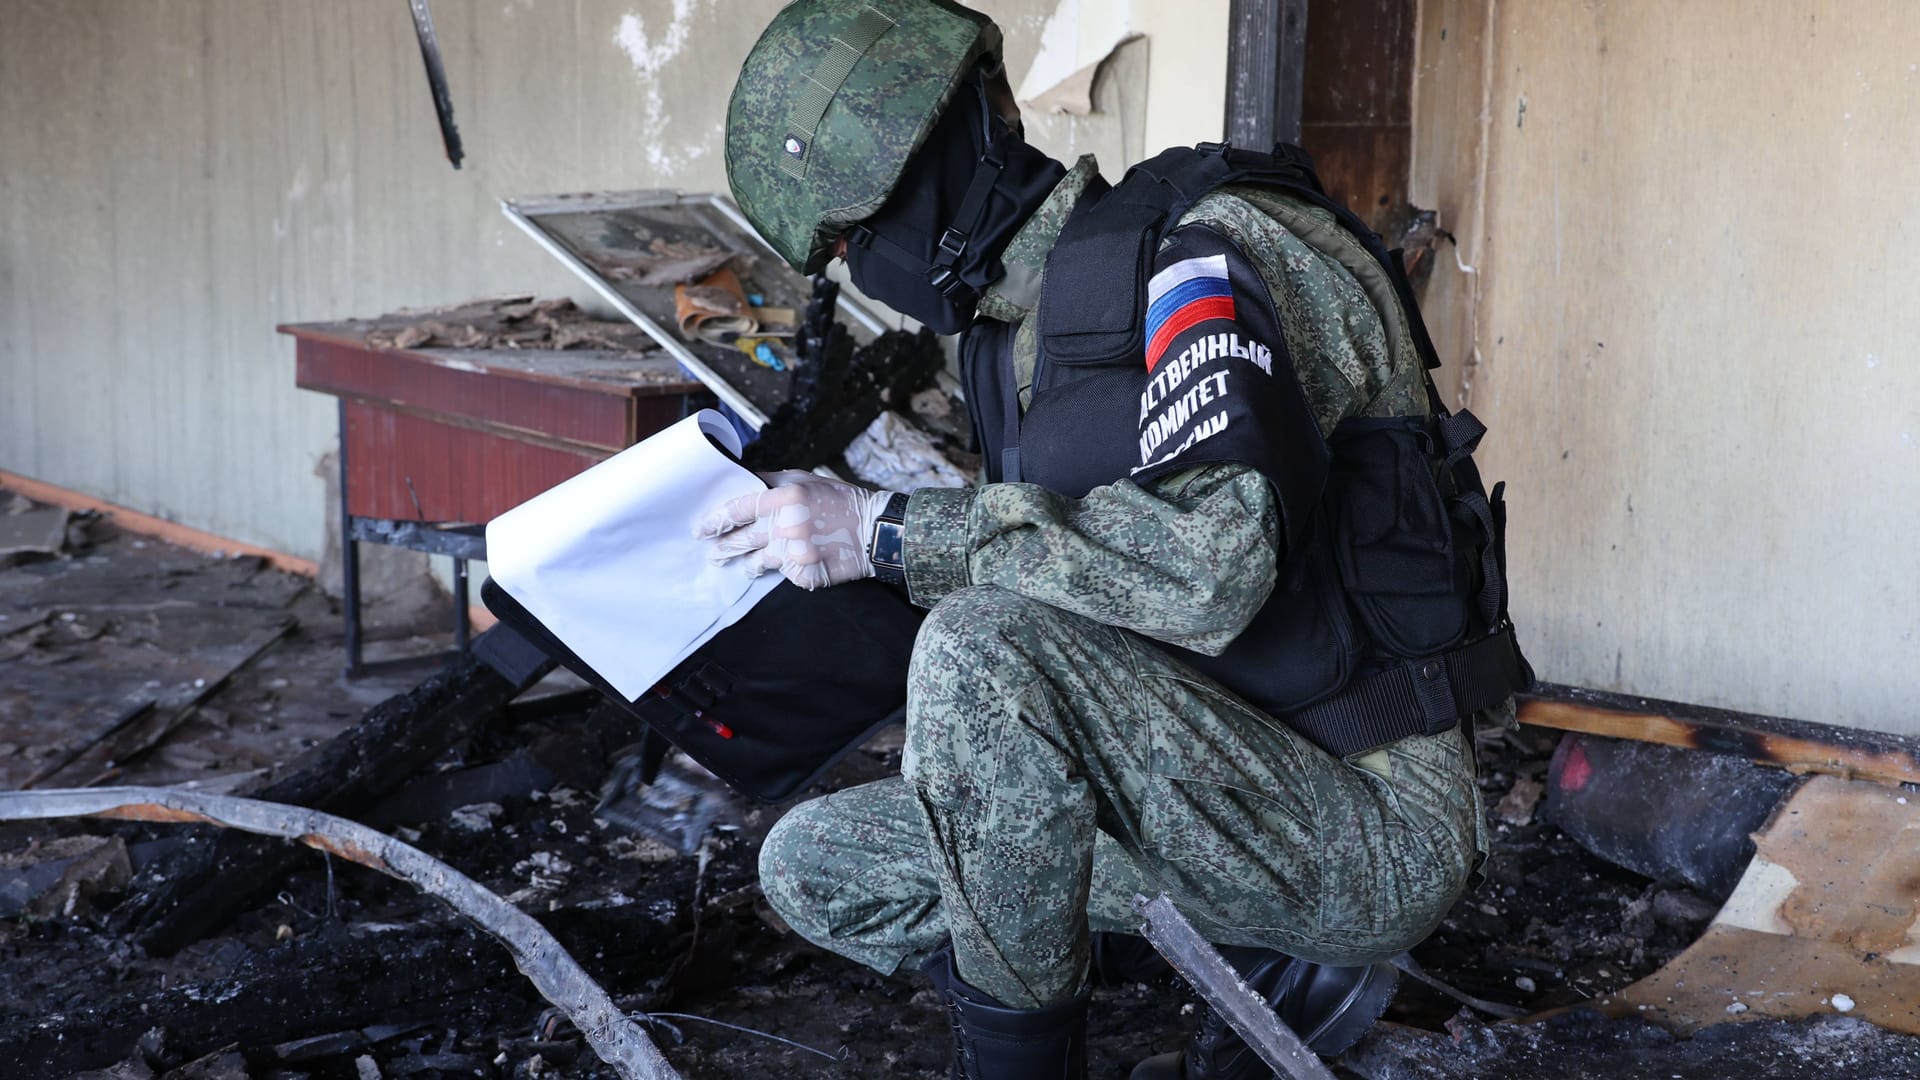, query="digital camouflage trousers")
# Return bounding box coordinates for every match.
[758,585,1486,1009]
